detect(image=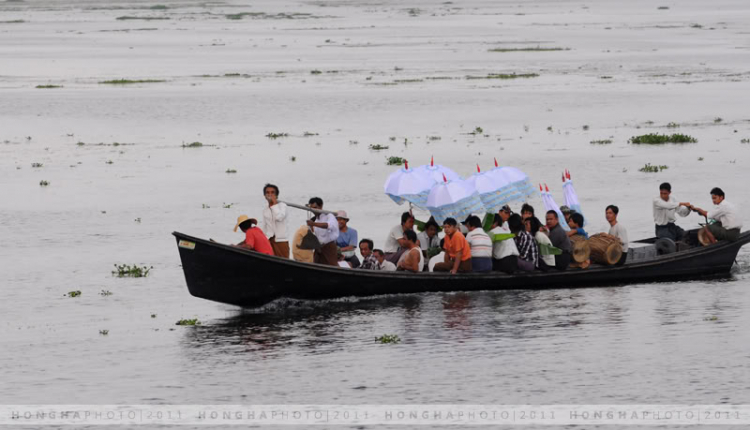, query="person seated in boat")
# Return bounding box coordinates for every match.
[372,249,397,271]
[417,216,441,258]
[465,215,493,272]
[689,187,743,243]
[433,218,472,274]
[526,216,555,271]
[233,215,274,255]
[566,212,589,239]
[546,210,572,271]
[306,197,340,266]
[606,205,629,265]
[291,224,314,263]
[383,211,415,264]
[509,214,539,272]
[335,210,360,268]
[358,239,379,270]
[428,238,446,272]
[490,212,519,274]
[261,183,290,259]
[654,182,691,241]
[521,203,535,221]
[396,230,424,273]
[559,205,573,225]
[337,248,352,268]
